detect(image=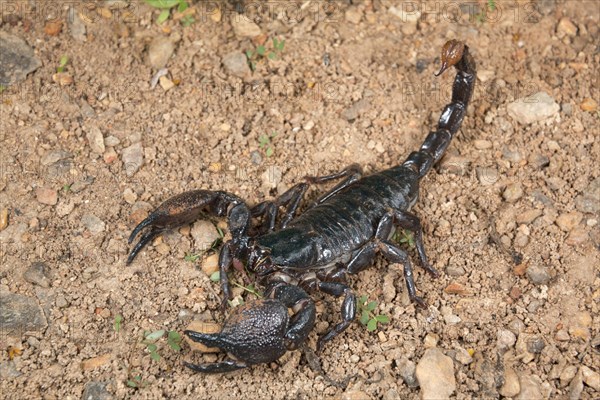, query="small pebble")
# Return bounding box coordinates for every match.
[415,348,456,400]
[396,357,418,388]
[502,146,523,163]
[566,227,588,245]
[453,347,473,365]
[526,336,545,354]
[191,220,220,251]
[0,208,8,231]
[81,354,111,371]
[497,329,517,351]
[23,262,51,288]
[581,366,600,391]
[477,167,499,185]
[55,294,68,308]
[507,92,559,124]
[560,365,578,387]
[580,98,598,112]
[503,183,523,203]
[44,20,63,36]
[123,188,137,204]
[122,142,144,177]
[231,17,261,38]
[36,187,58,205]
[555,329,570,341]
[500,367,521,397]
[222,51,250,77]
[340,390,370,400]
[445,264,465,277]
[473,139,492,150]
[557,17,578,37]
[81,214,105,234]
[349,354,360,363]
[103,147,118,164]
[201,254,219,276]
[569,369,584,400]
[52,72,73,86]
[424,332,439,348]
[303,120,315,131]
[526,264,551,285]
[147,36,174,69]
[516,209,542,225]
[159,76,175,91]
[516,374,543,400]
[344,7,363,24]
[155,242,170,255]
[529,153,550,169]
[250,150,262,165]
[556,211,582,232]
